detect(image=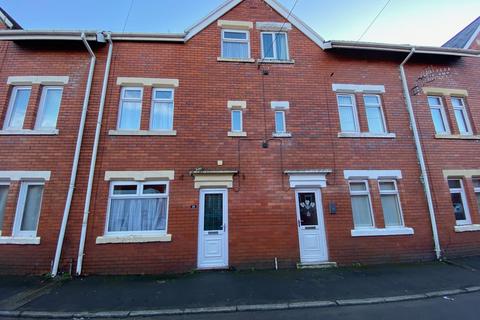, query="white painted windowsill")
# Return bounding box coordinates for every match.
[455,225,480,233]
[257,59,295,64]
[435,134,480,140]
[217,57,255,63]
[0,129,59,136]
[109,130,177,136]
[0,237,41,245]
[228,131,247,137]
[351,227,414,237]
[272,132,292,138]
[338,132,396,139]
[96,234,172,244]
